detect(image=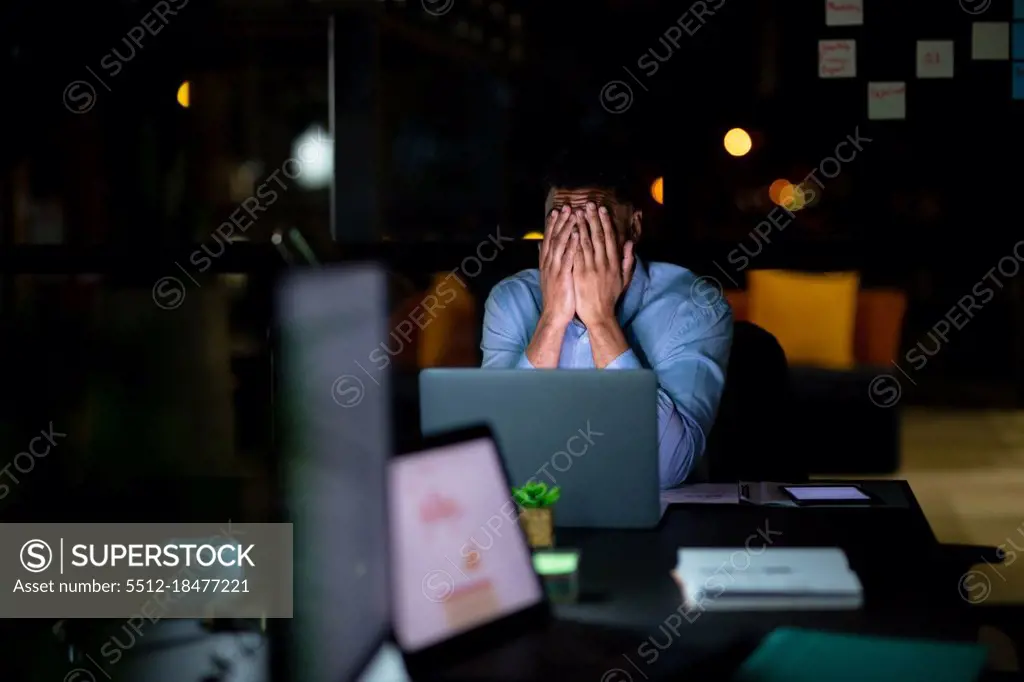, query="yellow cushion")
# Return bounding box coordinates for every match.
[748,270,859,370]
